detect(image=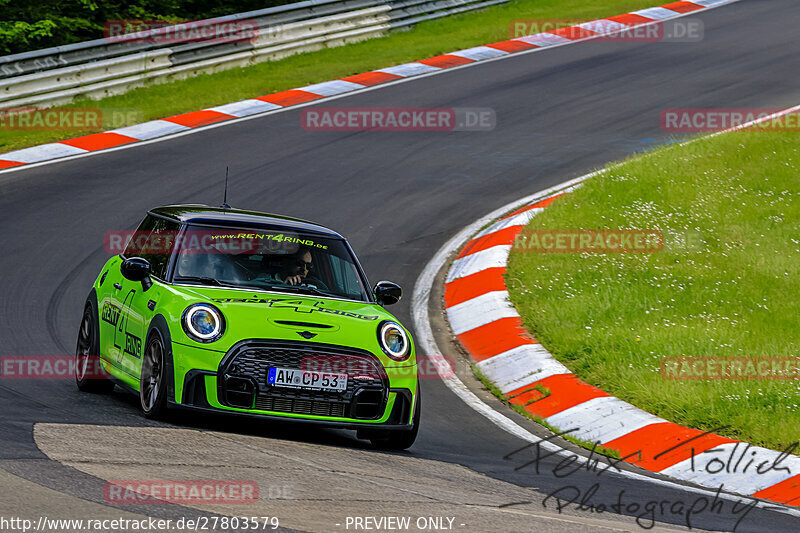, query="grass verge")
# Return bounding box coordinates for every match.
[1,0,657,155]
[506,130,800,453]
